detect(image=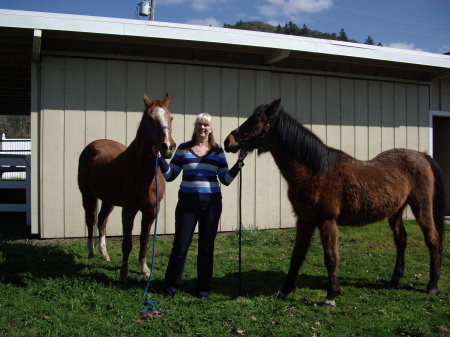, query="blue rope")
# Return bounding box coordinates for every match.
[140,156,161,314]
